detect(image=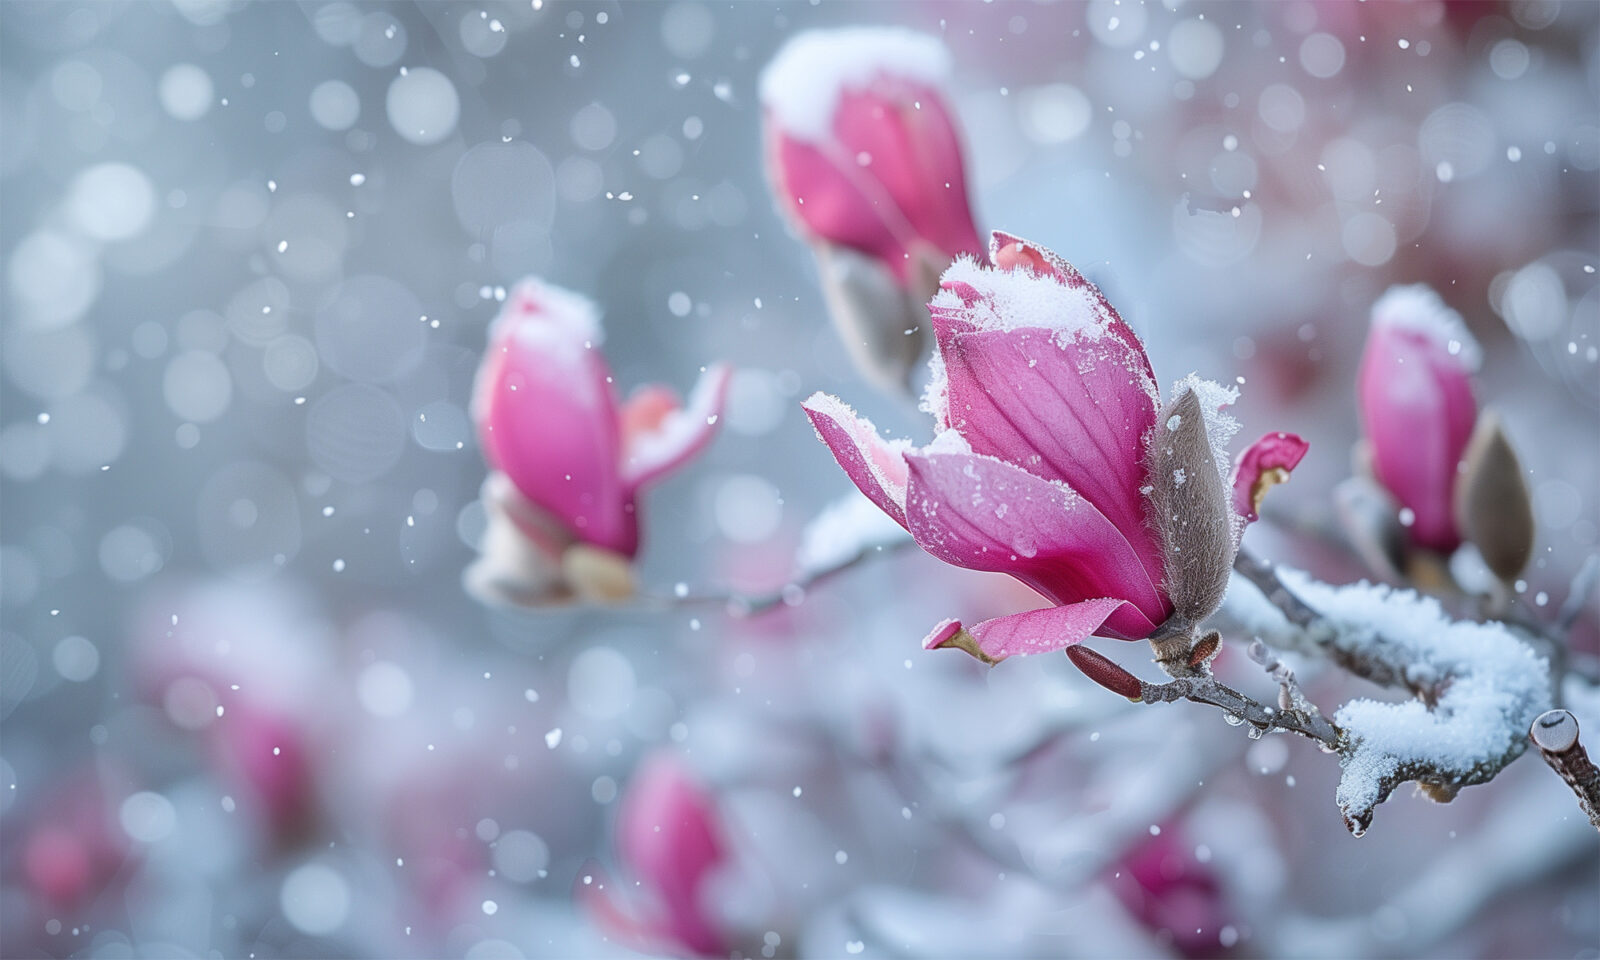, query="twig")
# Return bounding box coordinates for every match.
[1138,672,1339,748]
[1529,709,1600,829]
[1225,552,1552,834]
